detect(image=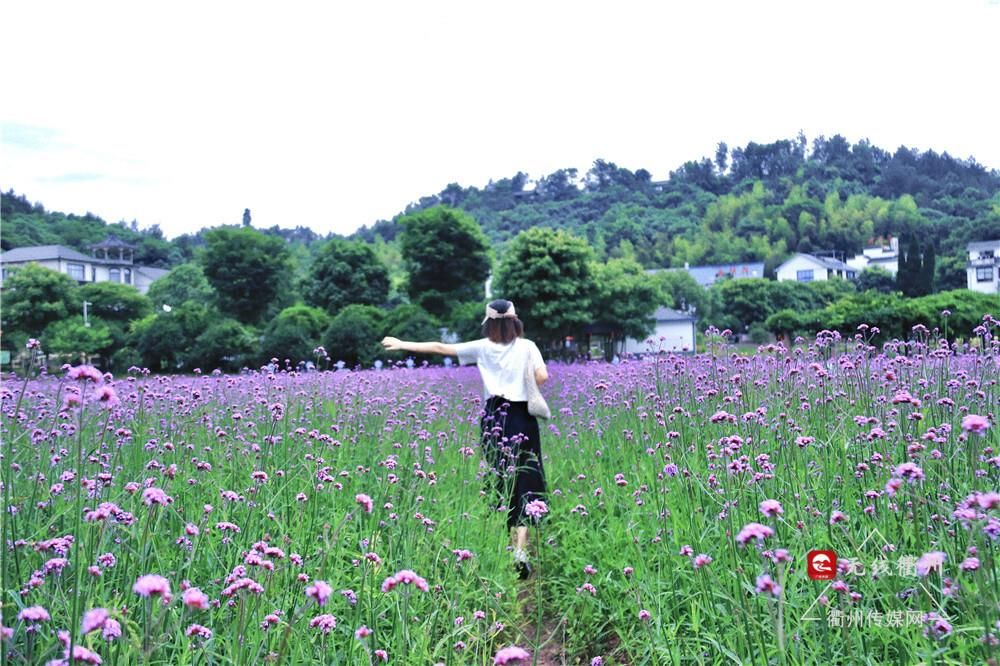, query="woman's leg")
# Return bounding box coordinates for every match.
[513,525,528,550]
[505,405,545,579]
